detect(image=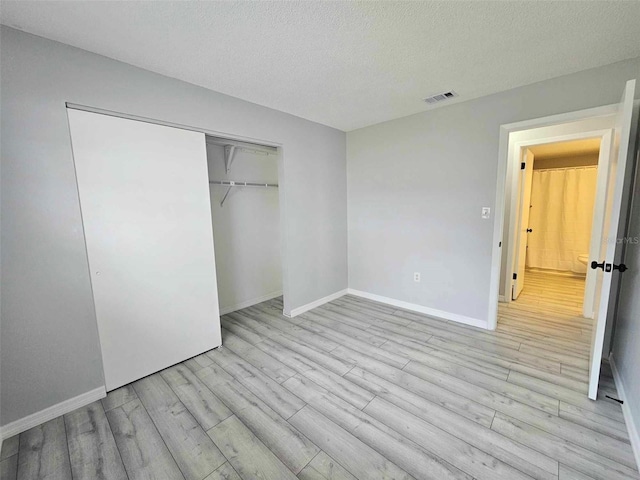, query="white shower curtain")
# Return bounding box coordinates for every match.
[526,166,597,274]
